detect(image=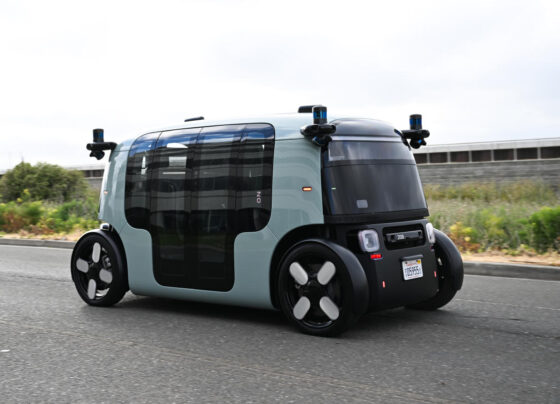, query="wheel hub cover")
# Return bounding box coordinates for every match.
[302,280,324,304]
